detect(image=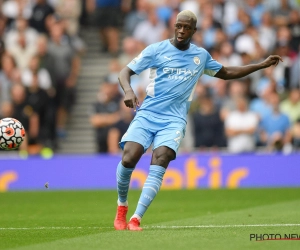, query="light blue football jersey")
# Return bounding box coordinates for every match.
[127,39,222,123]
